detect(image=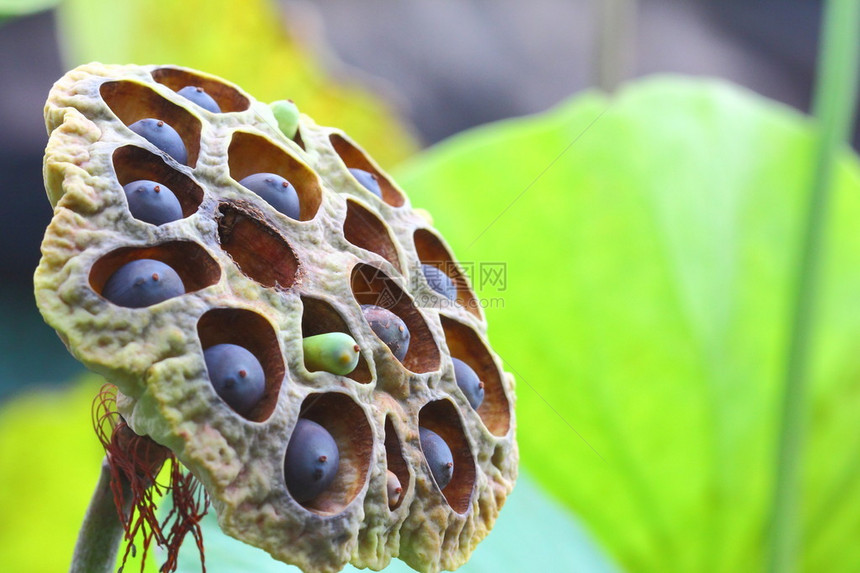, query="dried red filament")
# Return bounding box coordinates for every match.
[92,384,209,572]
